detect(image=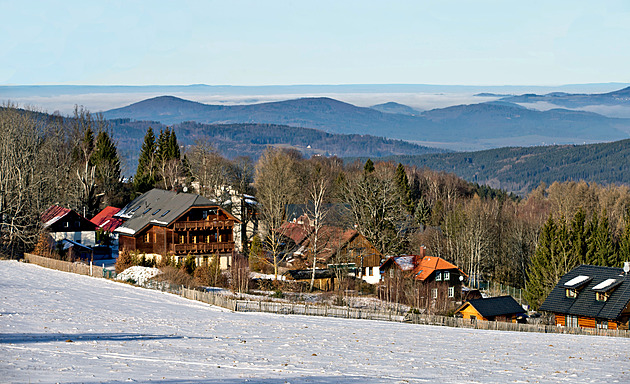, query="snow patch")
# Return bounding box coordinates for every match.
[116,266,161,284]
